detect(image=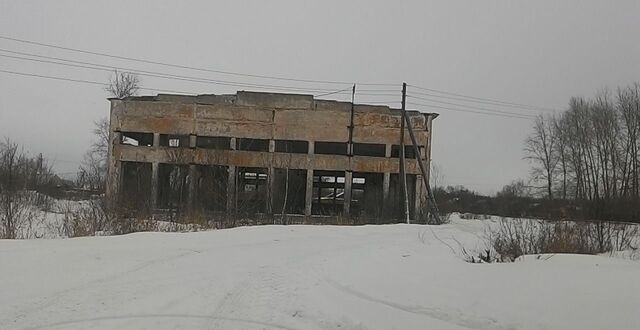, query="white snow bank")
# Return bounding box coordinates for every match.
[1,221,639,329]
